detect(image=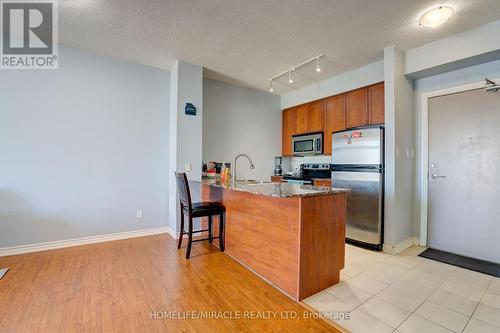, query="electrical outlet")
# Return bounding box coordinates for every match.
[136,210,143,219]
